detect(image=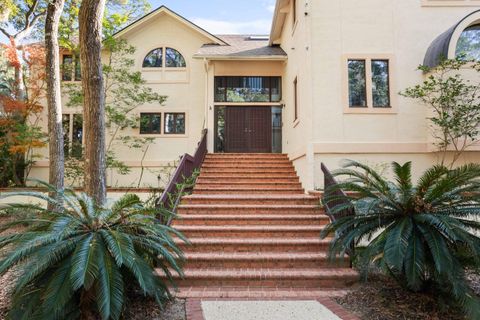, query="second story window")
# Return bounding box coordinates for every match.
[346,57,393,111]
[142,47,186,68]
[62,113,83,158]
[214,76,282,103]
[62,54,81,82]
